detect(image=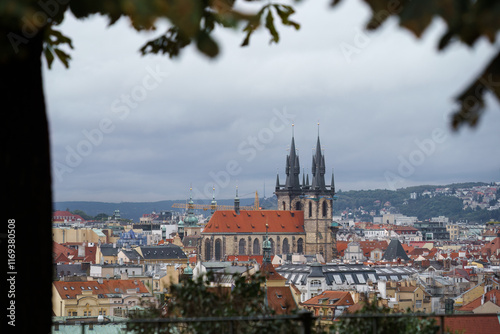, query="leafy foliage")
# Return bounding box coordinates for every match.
[5,1,499,129]
[332,298,438,334]
[331,0,500,130]
[127,271,300,334]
